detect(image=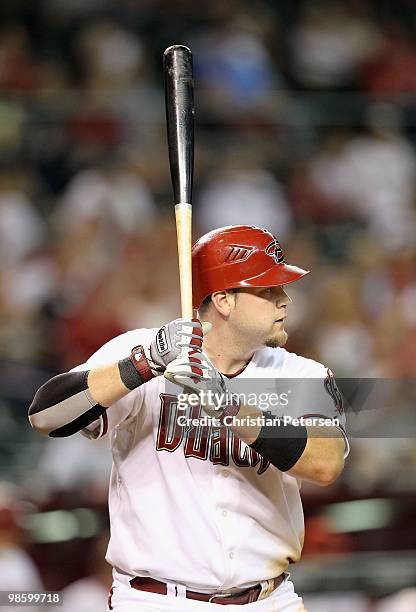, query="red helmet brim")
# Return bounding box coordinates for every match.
[238,263,309,288]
